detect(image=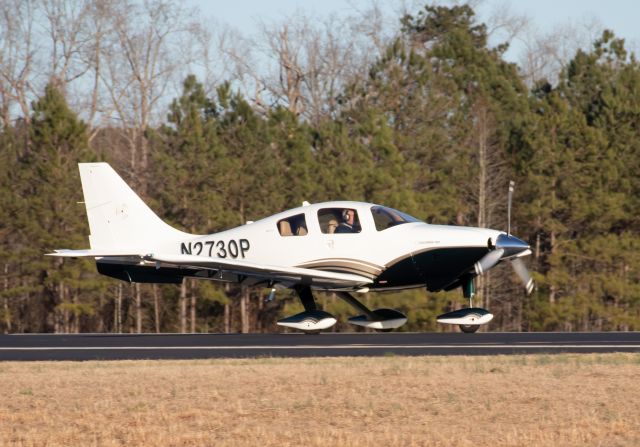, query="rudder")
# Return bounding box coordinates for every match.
[78,163,192,251]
